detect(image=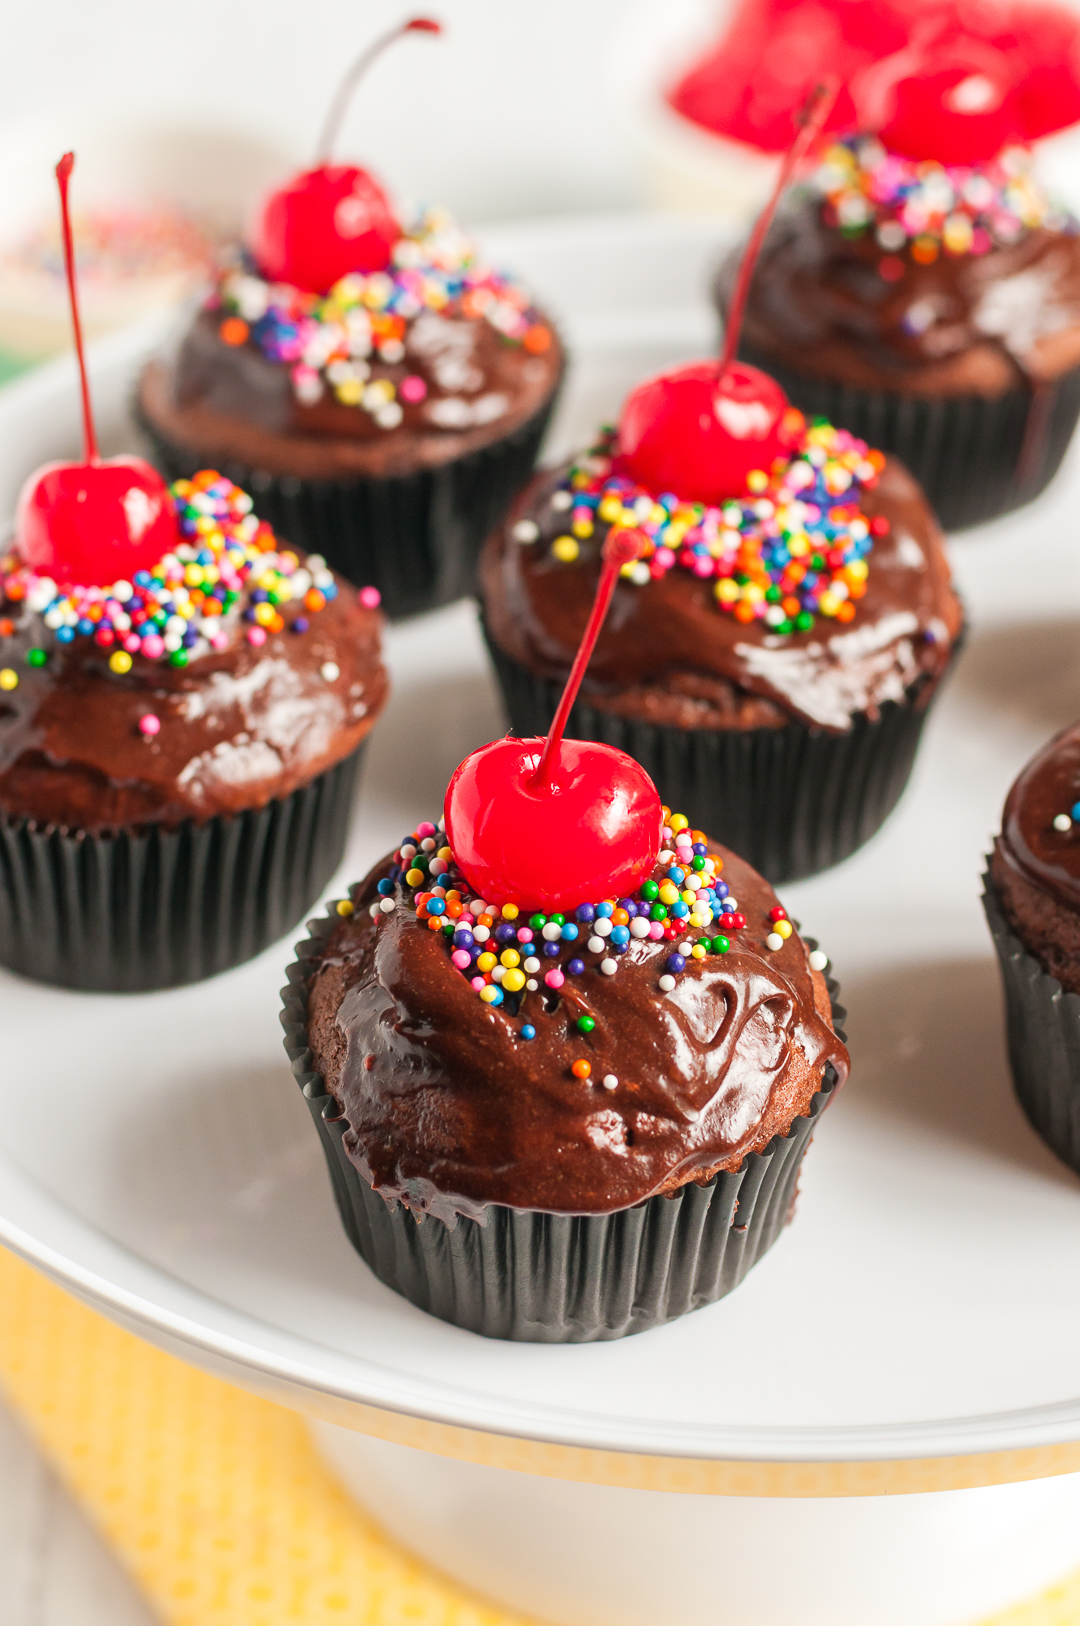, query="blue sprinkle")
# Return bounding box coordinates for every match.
[1071,803,1080,823]
[672,902,690,918]
[610,925,630,946]
[575,903,596,924]
[56,626,75,643]
[487,985,504,1006]
[560,922,579,942]
[133,571,152,588]
[377,878,394,896]
[453,929,474,949]
[618,898,638,917]
[596,900,614,918]
[543,940,561,957]
[323,581,338,601]
[692,843,706,855]
[495,922,517,943]
[667,953,686,973]
[520,1024,536,1041]
[667,867,685,884]
[426,897,446,915]
[76,618,95,637]
[721,900,736,914]
[291,616,309,634]
[715,881,729,900]
[567,958,585,975]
